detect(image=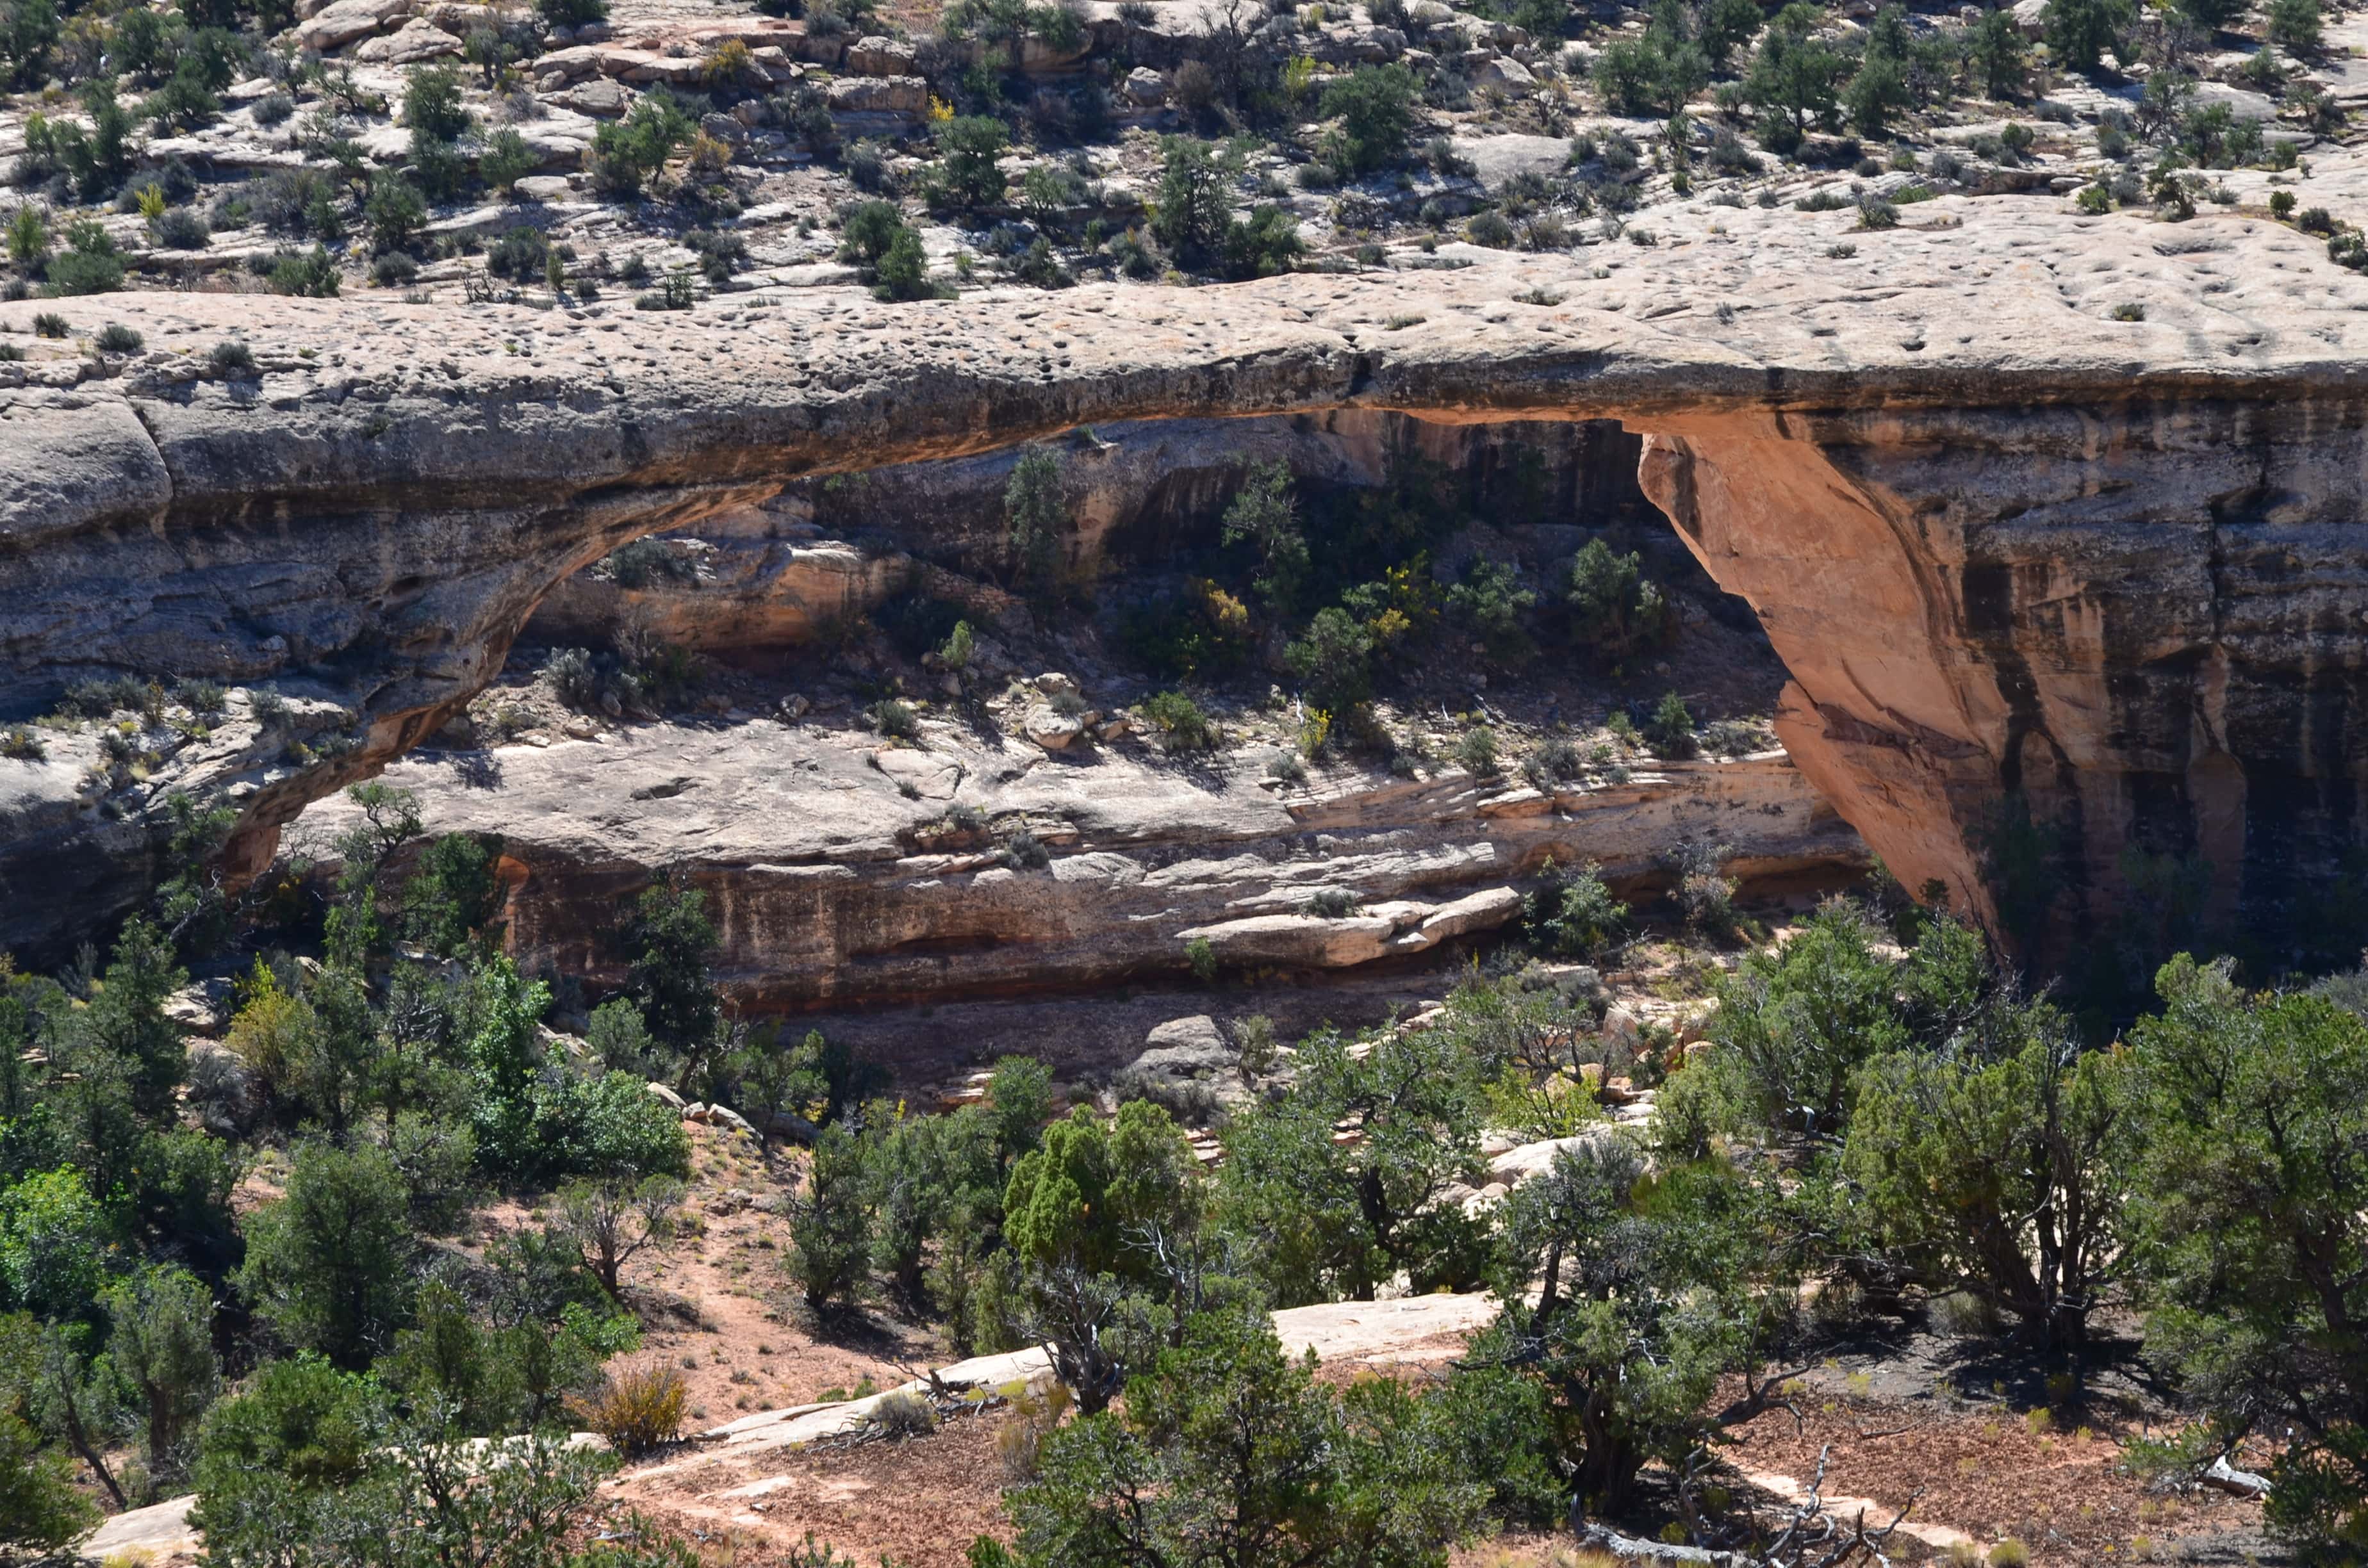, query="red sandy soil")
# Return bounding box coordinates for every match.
[1720,1386,2270,1565]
